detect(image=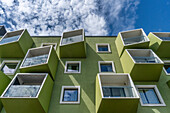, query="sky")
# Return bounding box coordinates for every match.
[0,0,170,36]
